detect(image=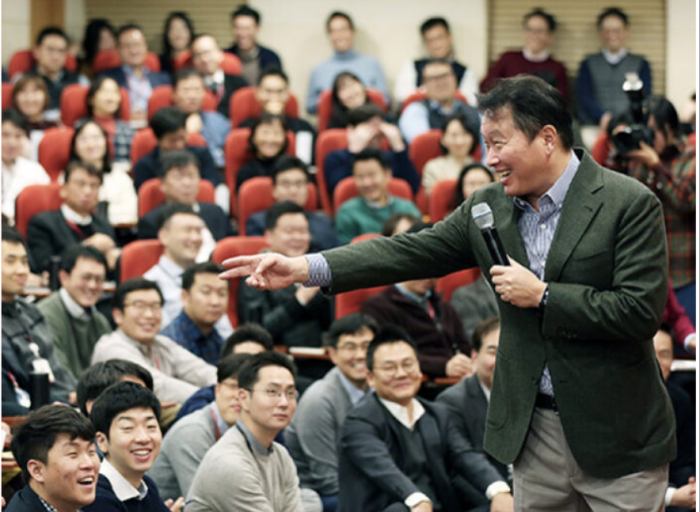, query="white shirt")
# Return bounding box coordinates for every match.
[59,287,93,322]
[1,156,50,223]
[100,457,149,501]
[61,203,92,226]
